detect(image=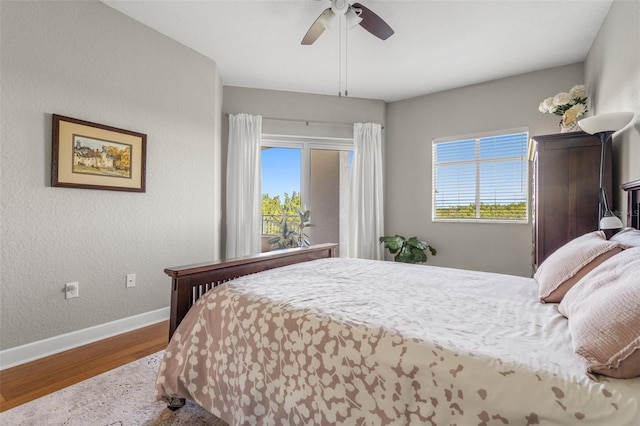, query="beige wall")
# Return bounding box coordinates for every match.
[222,86,386,140]
[585,0,640,221]
[0,1,222,351]
[385,63,585,277]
